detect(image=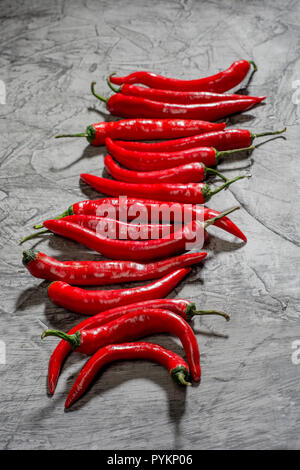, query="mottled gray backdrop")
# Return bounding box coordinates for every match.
[0,0,299,450]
